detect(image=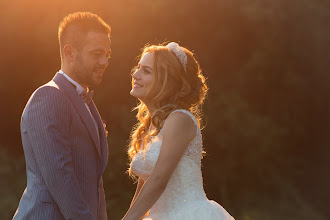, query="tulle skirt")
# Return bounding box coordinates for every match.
[143,199,234,220]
